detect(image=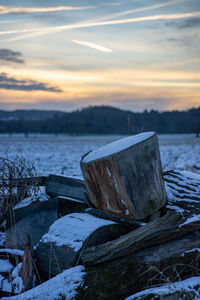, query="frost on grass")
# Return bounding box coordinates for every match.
[125,276,200,300]
[40,213,115,251]
[0,134,199,176]
[2,265,85,300]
